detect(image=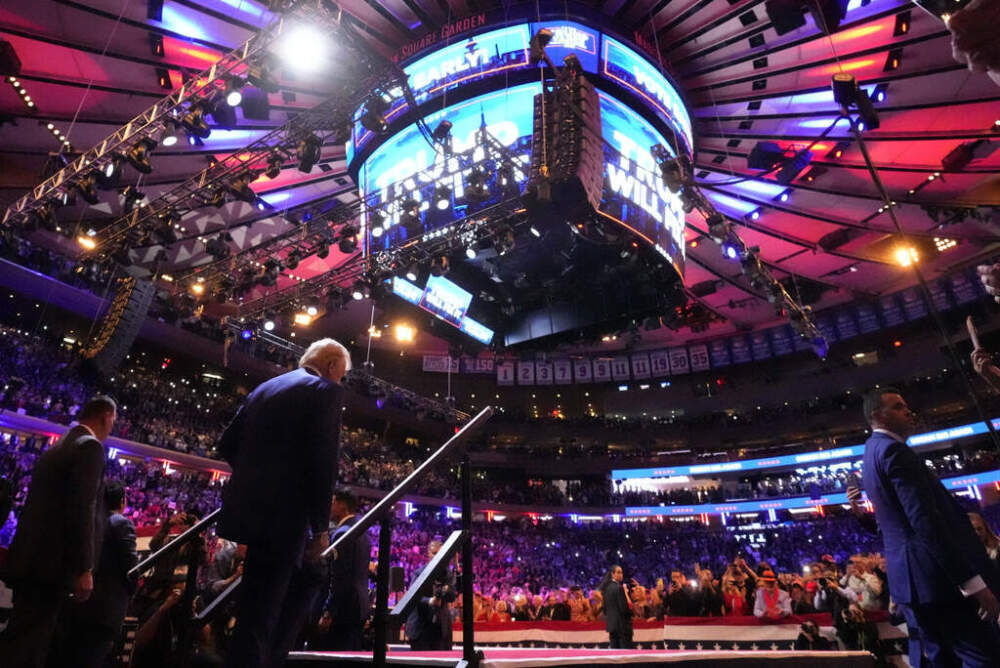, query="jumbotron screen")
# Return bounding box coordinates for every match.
[350,19,691,281]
